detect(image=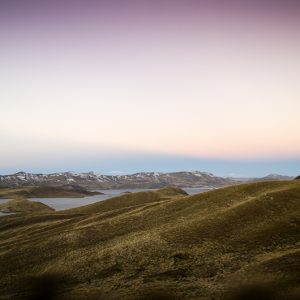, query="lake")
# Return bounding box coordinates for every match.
[0,187,212,213]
